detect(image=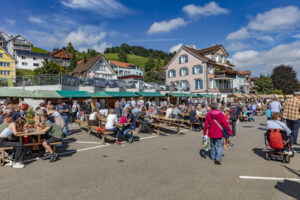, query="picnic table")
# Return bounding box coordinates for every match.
[150,115,185,136]
[18,130,44,145]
